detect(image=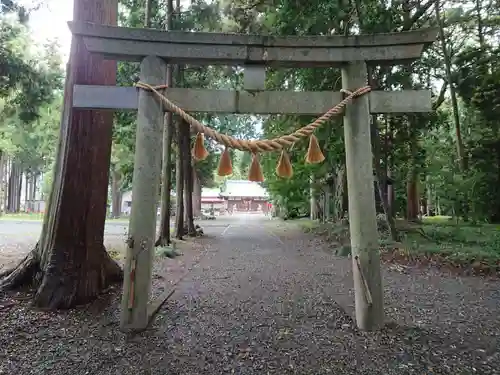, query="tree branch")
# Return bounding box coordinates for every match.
[432,81,448,110]
[402,0,435,31]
